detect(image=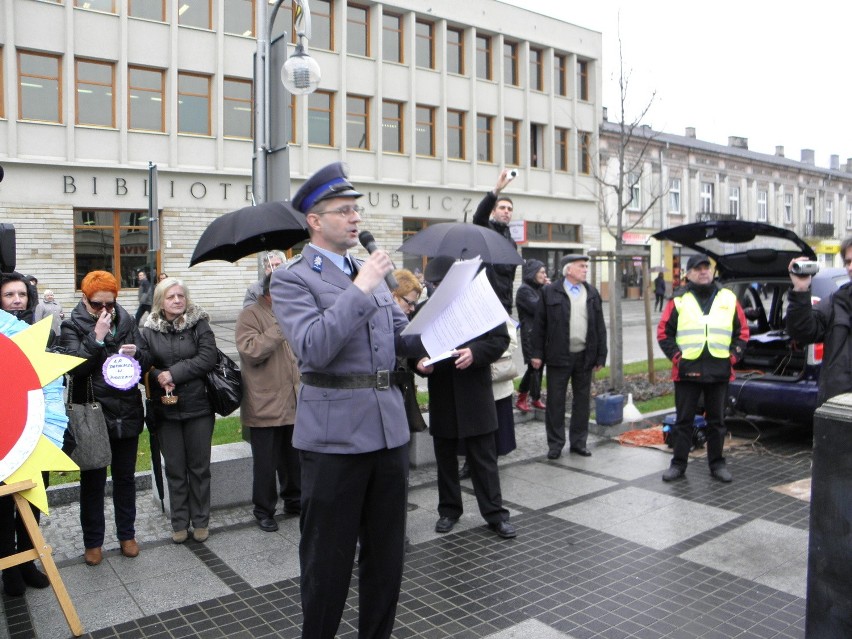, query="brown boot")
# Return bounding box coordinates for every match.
[84,547,103,566]
[515,392,531,413]
[120,539,140,558]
